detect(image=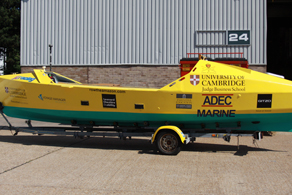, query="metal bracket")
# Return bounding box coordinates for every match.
[26,120,32,128]
[0,106,19,136]
[0,110,12,130]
